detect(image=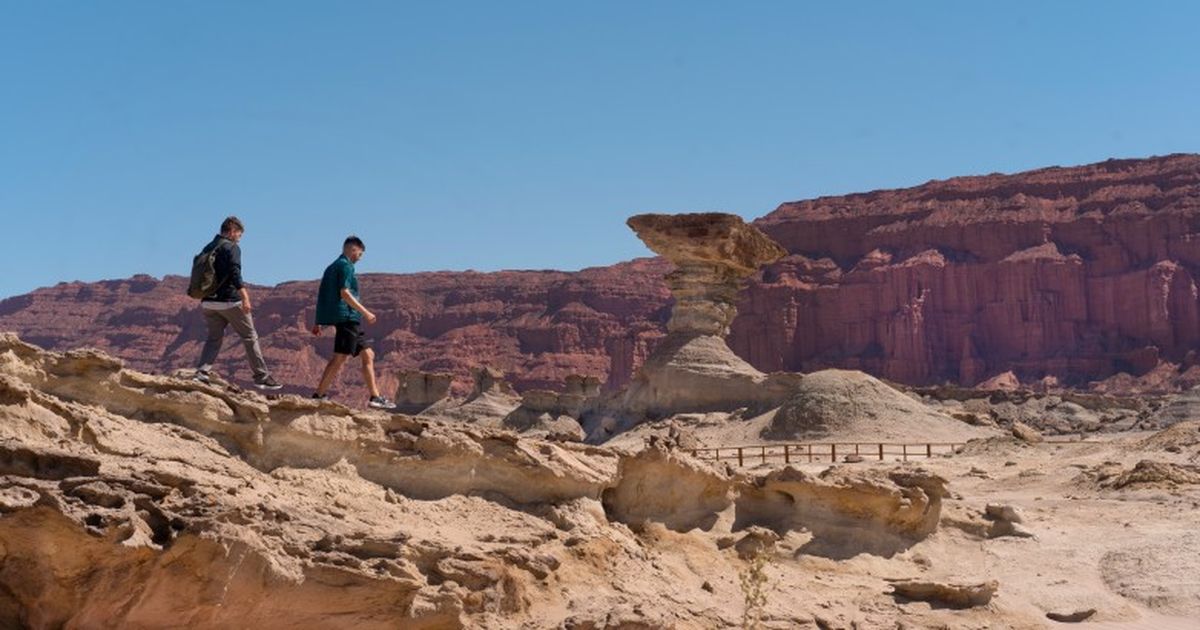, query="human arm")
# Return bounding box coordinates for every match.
[340,288,376,324]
